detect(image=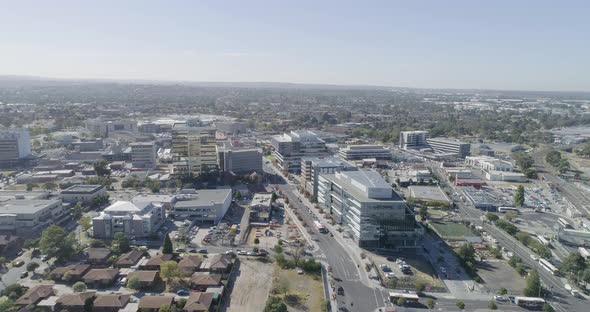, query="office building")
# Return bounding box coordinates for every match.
[217,143,262,173]
[0,199,68,235]
[465,156,513,172]
[338,144,392,160]
[92,201,165,239]
[399,131,429,150]
[130,142,157,169]
[172,123,218,177]
[214,121,247,135]
[172,189,232,224]
[59,185,107,204]
[249,193,273,222]
[427,138,471,158]
[85,119,137,137]
[317,170,423,249]
[0,128,33,168]
[300,156,357,202]
[270,130,327,172]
